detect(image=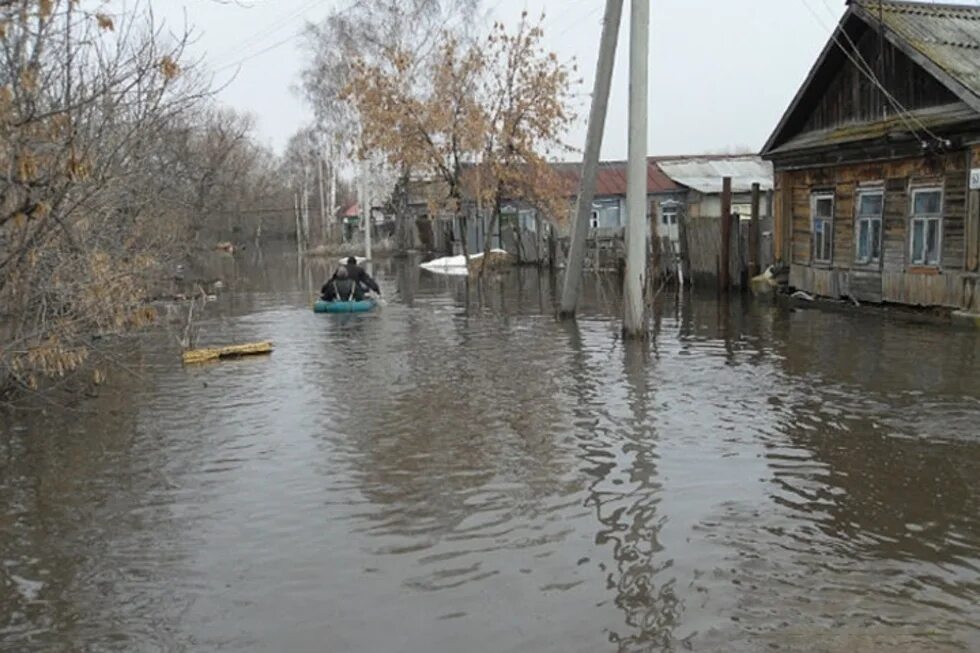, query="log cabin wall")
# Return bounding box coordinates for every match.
[776,151,980,309]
